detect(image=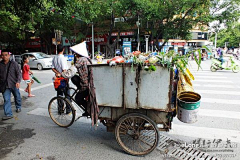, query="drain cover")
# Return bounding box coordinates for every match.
[157,134,221,160]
